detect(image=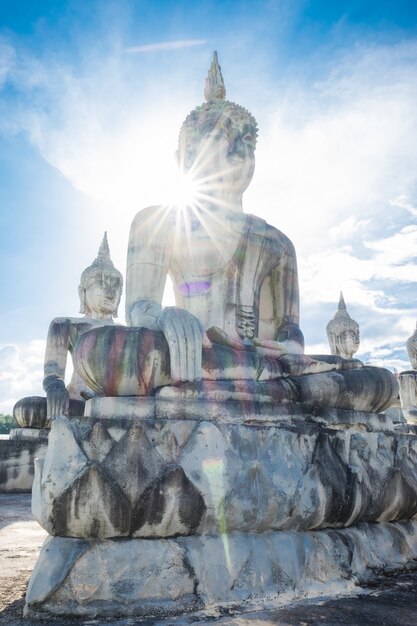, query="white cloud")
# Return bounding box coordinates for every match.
[329,216,370,241]
[0,342,45,414]
[391,194,417,218]
[364,225,417,267]
[300,233,417,313]
[125,39,207,53]
[243,40,417,369]
[1,32,417,388]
